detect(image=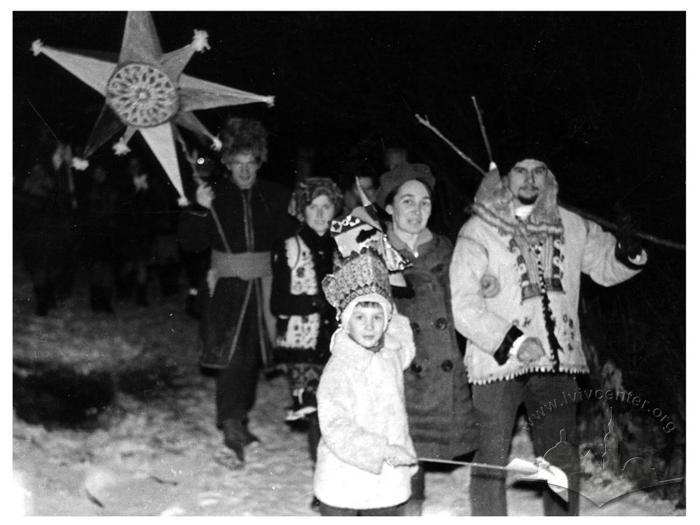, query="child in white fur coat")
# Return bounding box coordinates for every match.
[313,285,418,516]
